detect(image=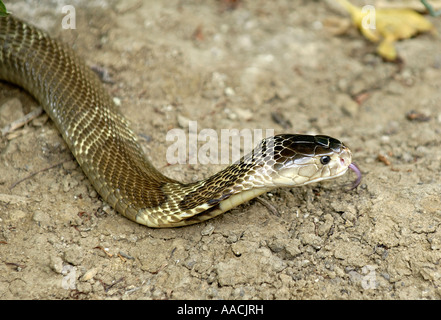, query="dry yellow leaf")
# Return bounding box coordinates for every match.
[336,0,435,60]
